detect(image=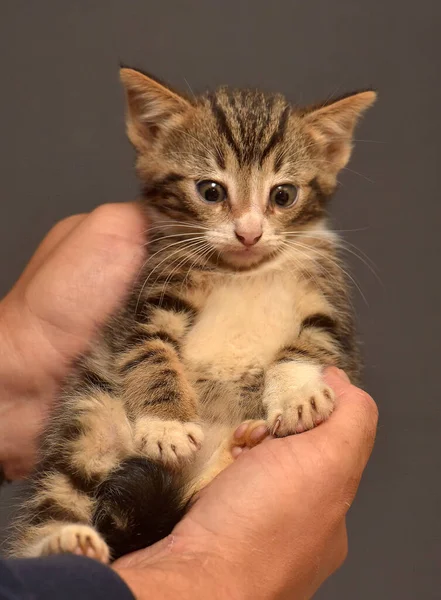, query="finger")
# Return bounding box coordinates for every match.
[10,202,146,369]
[310,367,378,473]
[303,519,348,600]
[18,214,88,285]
